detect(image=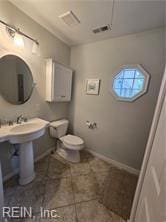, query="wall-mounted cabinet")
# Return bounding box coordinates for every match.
[46,59,73,102]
